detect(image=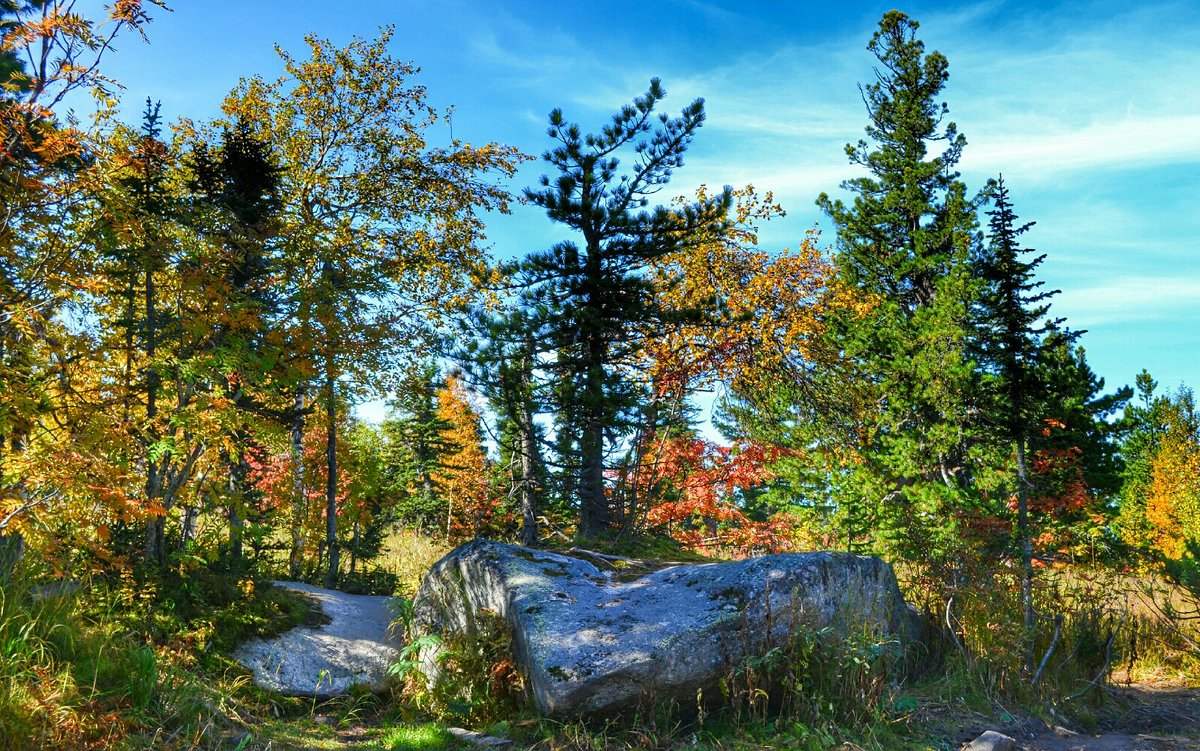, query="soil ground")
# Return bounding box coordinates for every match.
[973,684,1200,751]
